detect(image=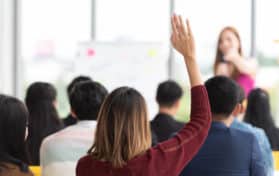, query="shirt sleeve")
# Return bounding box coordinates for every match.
[251,134,267,176]
[148,85,212,175]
